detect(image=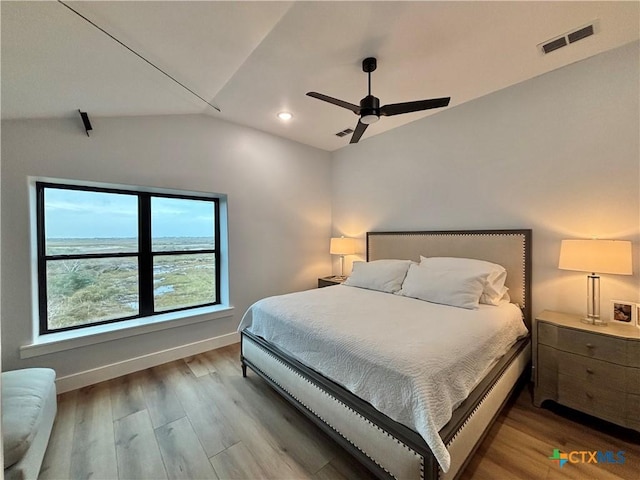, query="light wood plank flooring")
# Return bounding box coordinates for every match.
[40,344,639,479]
